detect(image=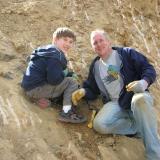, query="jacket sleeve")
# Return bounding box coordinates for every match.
[46,58,65,85]
[83,60,100,100]
[127,48,156,85]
